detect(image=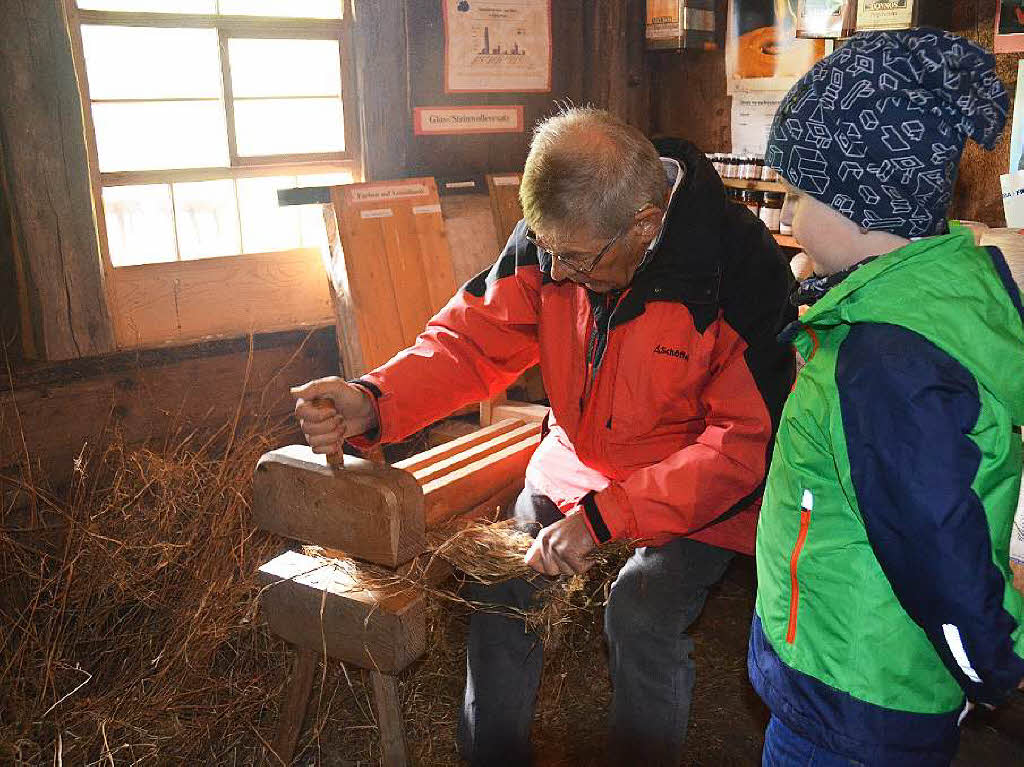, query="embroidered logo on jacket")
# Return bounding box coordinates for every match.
[654,345,688,360]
